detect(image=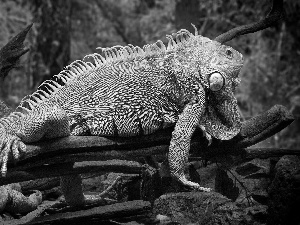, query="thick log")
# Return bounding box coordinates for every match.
[0,105,295,185]
[21,177,60,192]
[0,160,142,186]
[239,147,300,160]
[12,105,295,163]
[27,200,151,225]
[2,146,299,186]
[214,0,283,43]
[207,105,294,149]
